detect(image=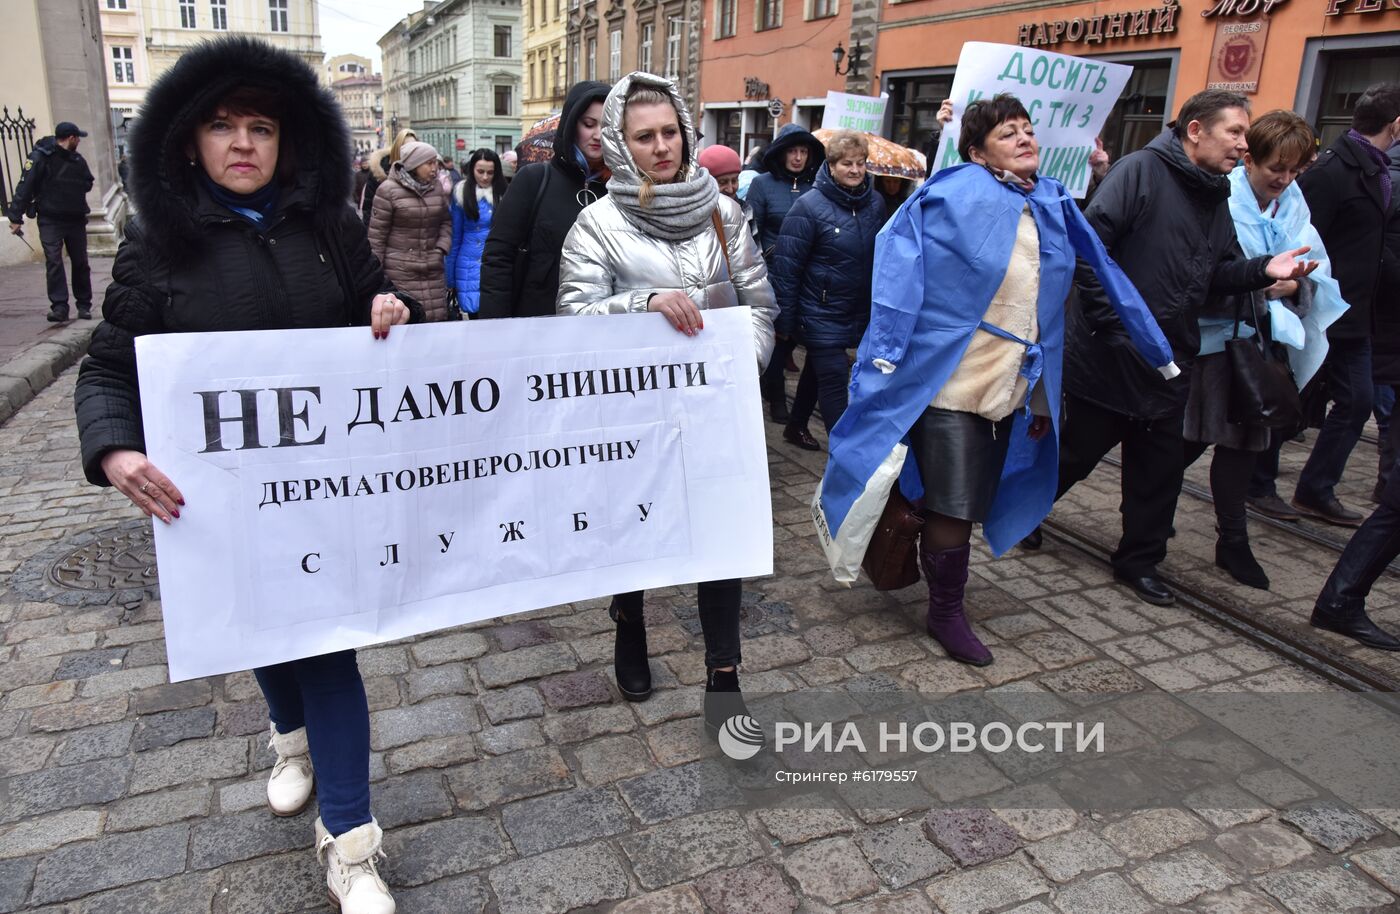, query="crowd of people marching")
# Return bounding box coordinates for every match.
[63,33,1400,914]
